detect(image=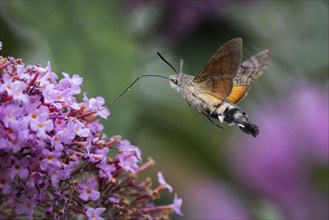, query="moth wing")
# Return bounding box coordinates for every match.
[193,77,234,107]
[233,49,271,86]
[227,49,271,104]
[193,38,242,106]
[226,85,250,104]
